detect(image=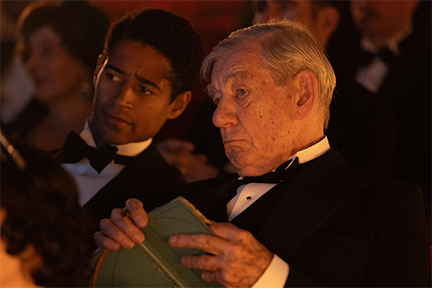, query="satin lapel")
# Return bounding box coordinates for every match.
[256,150,373,258]
[83,143,175,219]
[231,180,289,235]
[191,175,238,222]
